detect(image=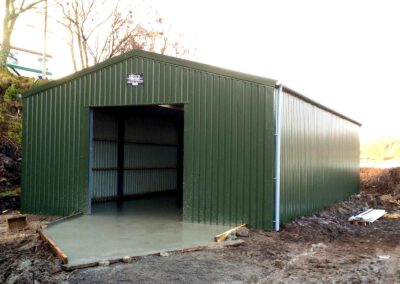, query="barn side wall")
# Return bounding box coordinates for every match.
[21,51,276,229]
[279,89,360,223]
